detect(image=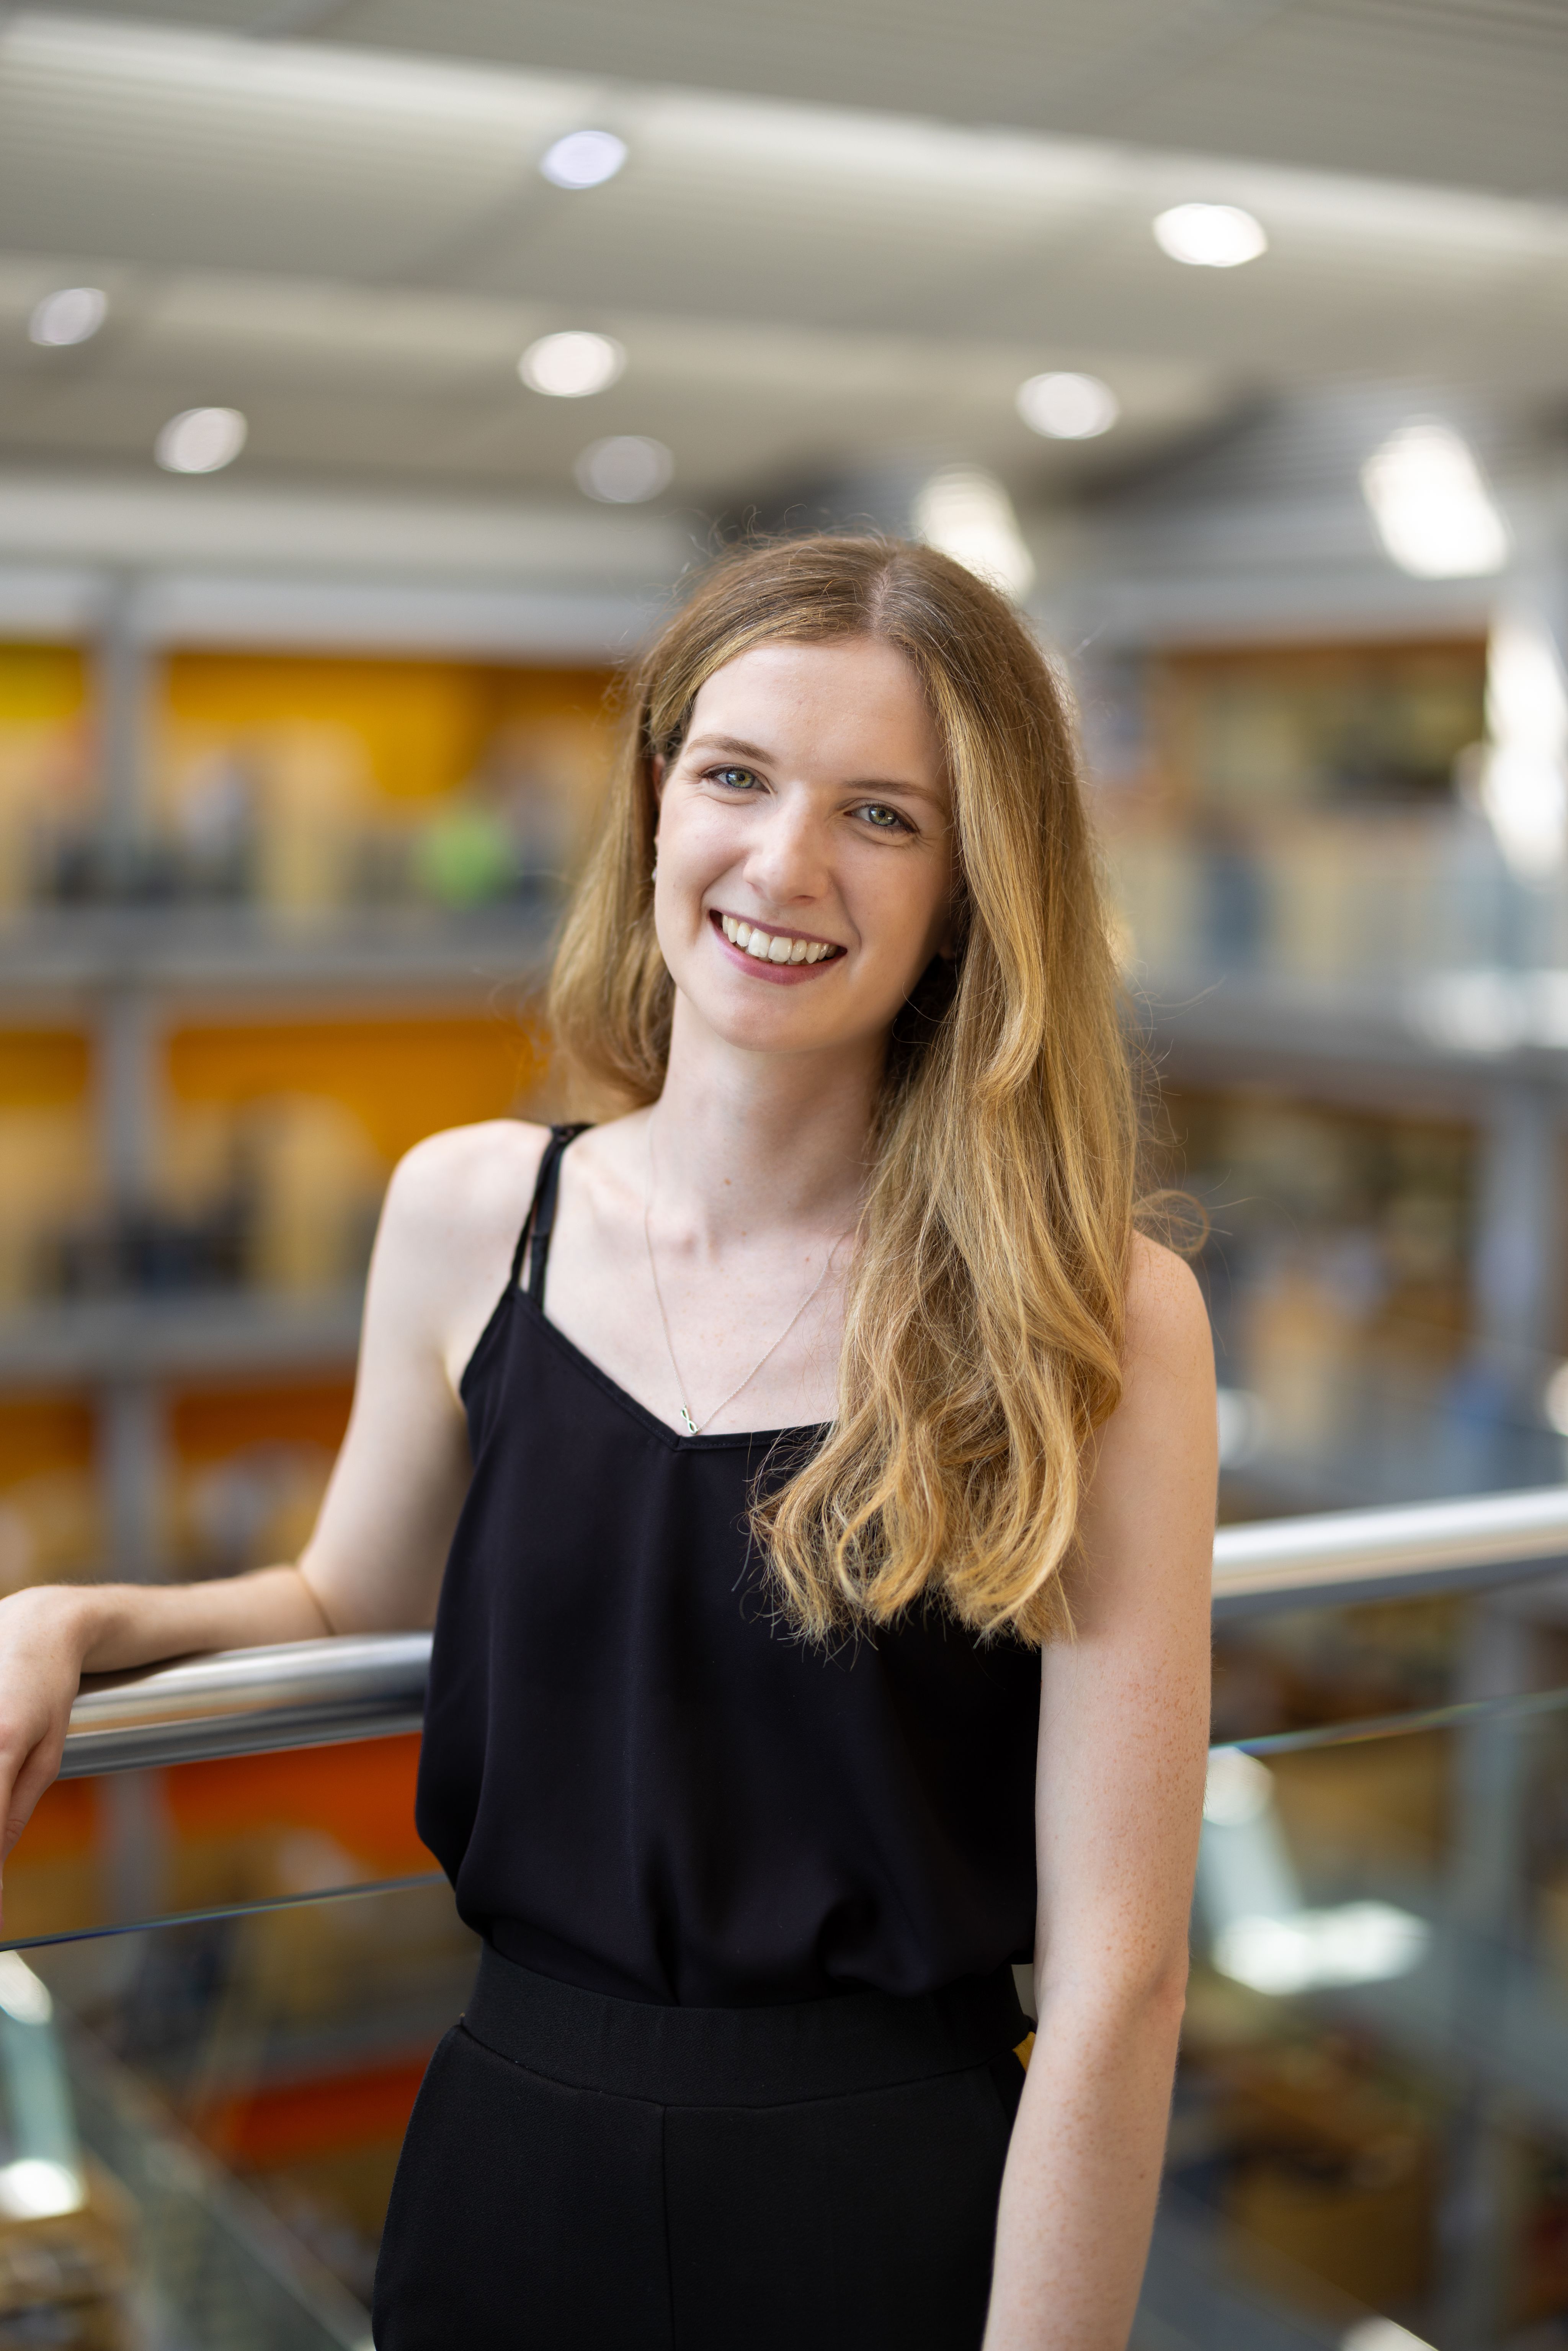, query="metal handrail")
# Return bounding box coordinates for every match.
[1211,1481,1568,1613]
[60,1632,430,1779]
[56,1483,1568,1776]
